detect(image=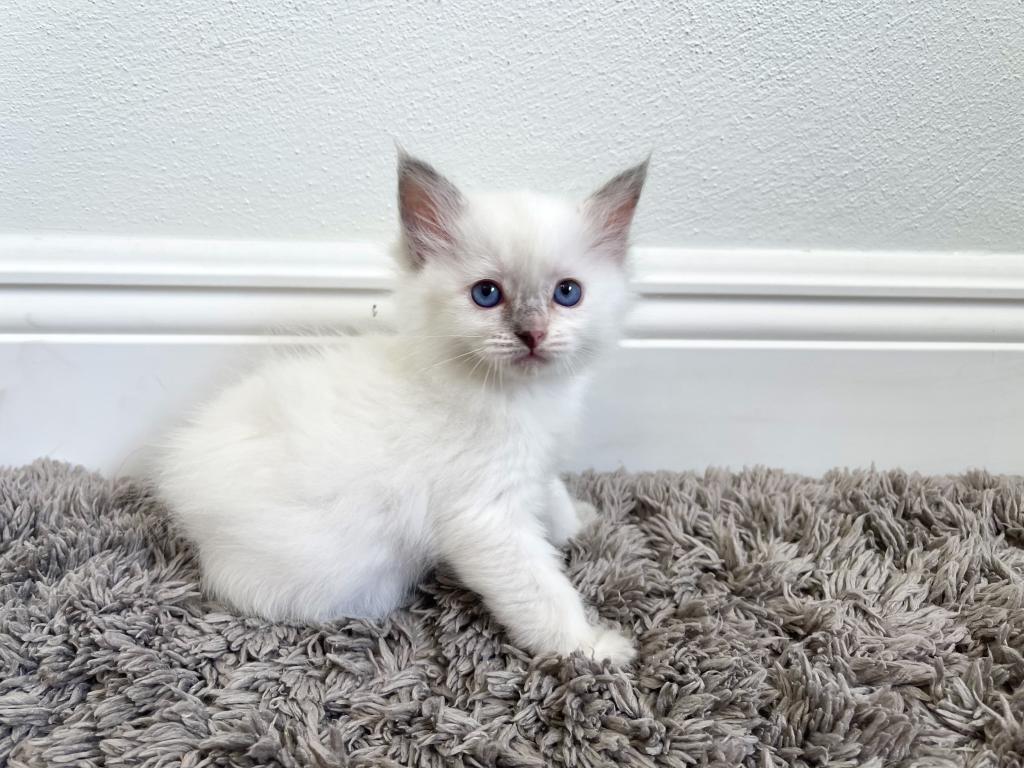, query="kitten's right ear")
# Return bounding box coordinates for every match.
[397,151,464,269]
